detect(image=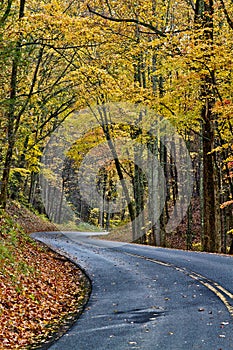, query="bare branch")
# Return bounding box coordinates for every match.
[219,0,233,30]
[185,0,195,11]
[16,47,45,124]
[0,0,13,24]
[159,102,176,116]
[87,5,166,37]
[20,41,104,50]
